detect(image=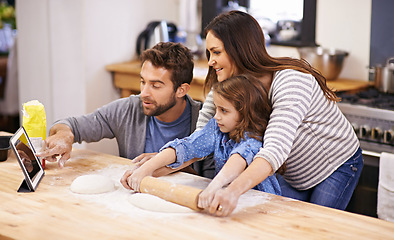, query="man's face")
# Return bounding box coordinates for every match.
[140,61,177,118]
